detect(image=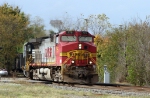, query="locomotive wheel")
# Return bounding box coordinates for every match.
[52,70,63,82]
